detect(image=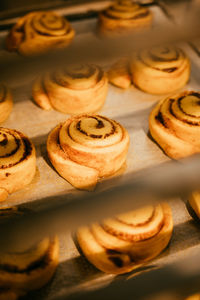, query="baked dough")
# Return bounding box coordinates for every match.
[0,84,13,124]
[0,238,59,292]
[0,128,36,201]
[47,114,129,190]
[0,207,59,297]
[6,11,75,56]
[99,0,153,37]
[108,57,132,89]
[130,46,190,94]
[76,203,173,274]
[32,64,108,114]
[149,91,200,159]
